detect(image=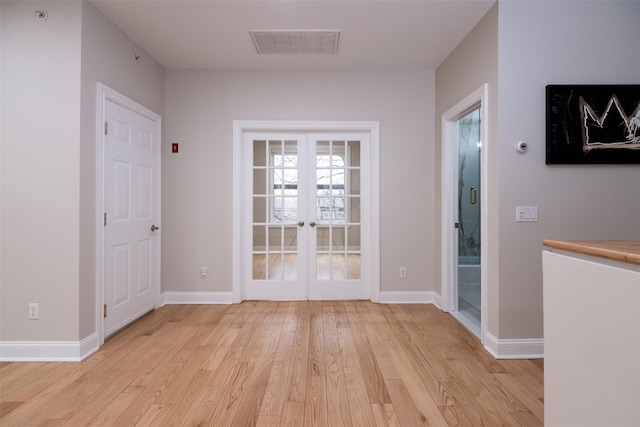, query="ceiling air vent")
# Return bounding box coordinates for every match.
[250,30,340,55]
